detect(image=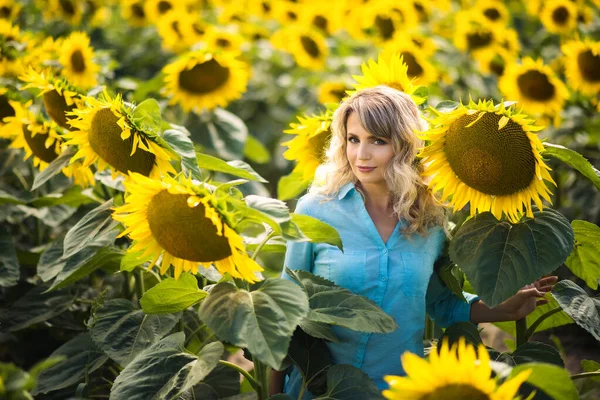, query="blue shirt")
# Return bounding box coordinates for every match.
[281,182,479,398]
